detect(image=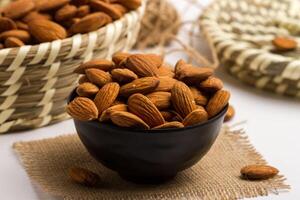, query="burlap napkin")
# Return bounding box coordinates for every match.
[13,127,289,200]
